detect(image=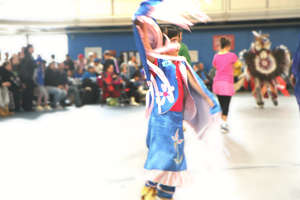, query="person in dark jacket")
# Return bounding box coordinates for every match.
[64,54,75,72]
[103,50,119,74]
[81,66,99,105]
[57,63,69,106]
[66,70,82,107]
[19,44,37,111]
[81,65,98,81]
[57,63,69,87]
[0,61,22,112]
[45,62,67,109]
